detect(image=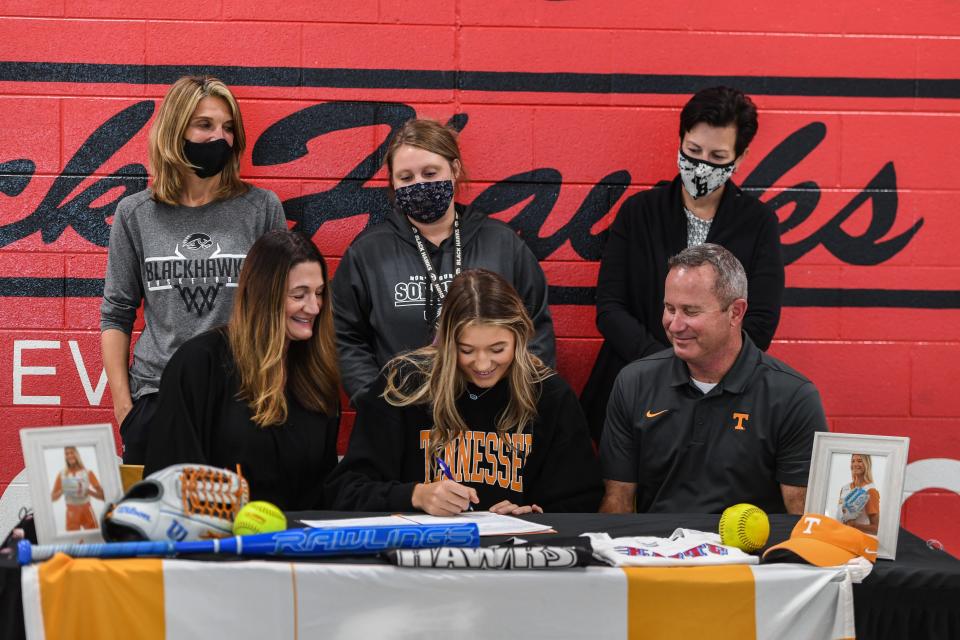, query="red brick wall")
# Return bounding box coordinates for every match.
[1,2,958,552]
